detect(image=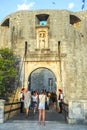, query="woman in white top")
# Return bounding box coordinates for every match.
[32,91,38,114]
[38,89,46,125]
